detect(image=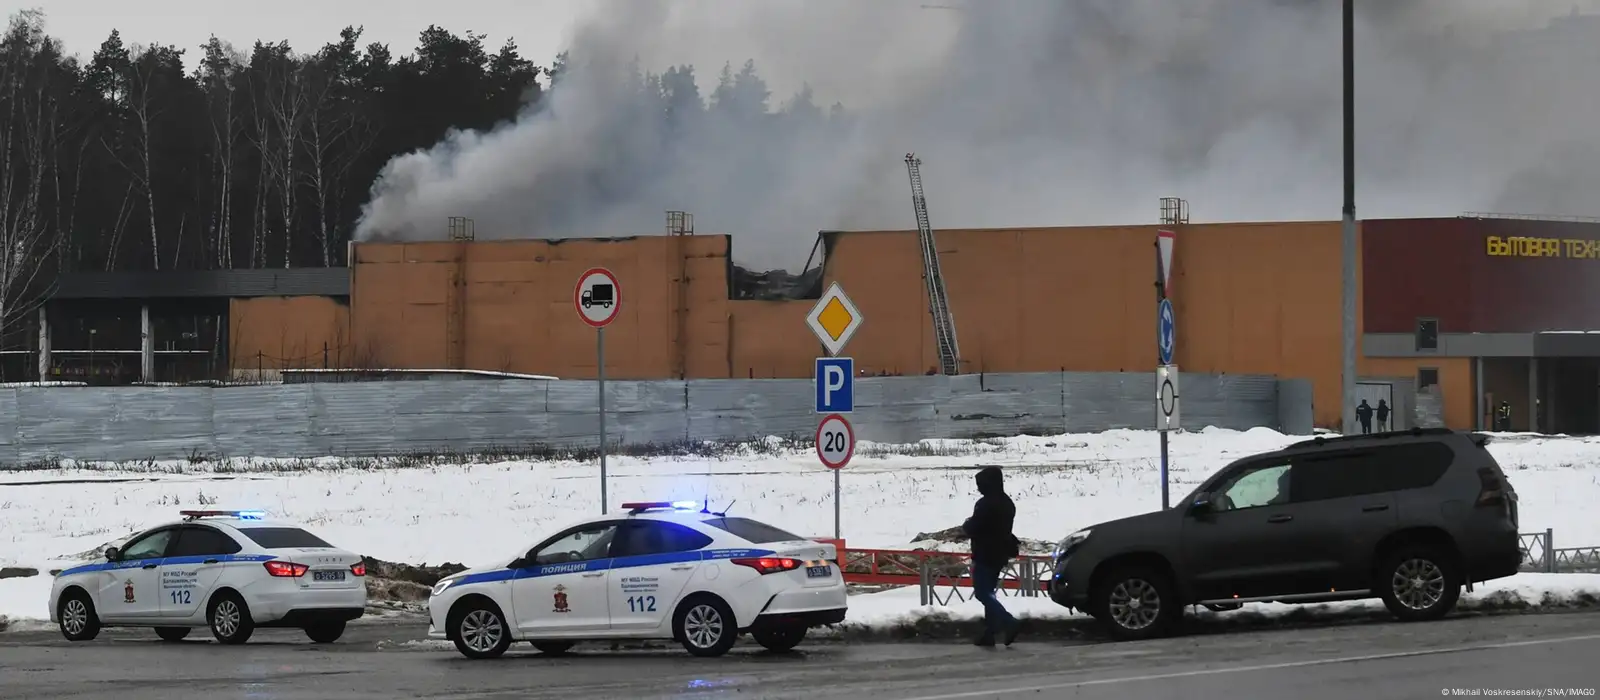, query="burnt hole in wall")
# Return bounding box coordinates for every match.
[729,265,824,301]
